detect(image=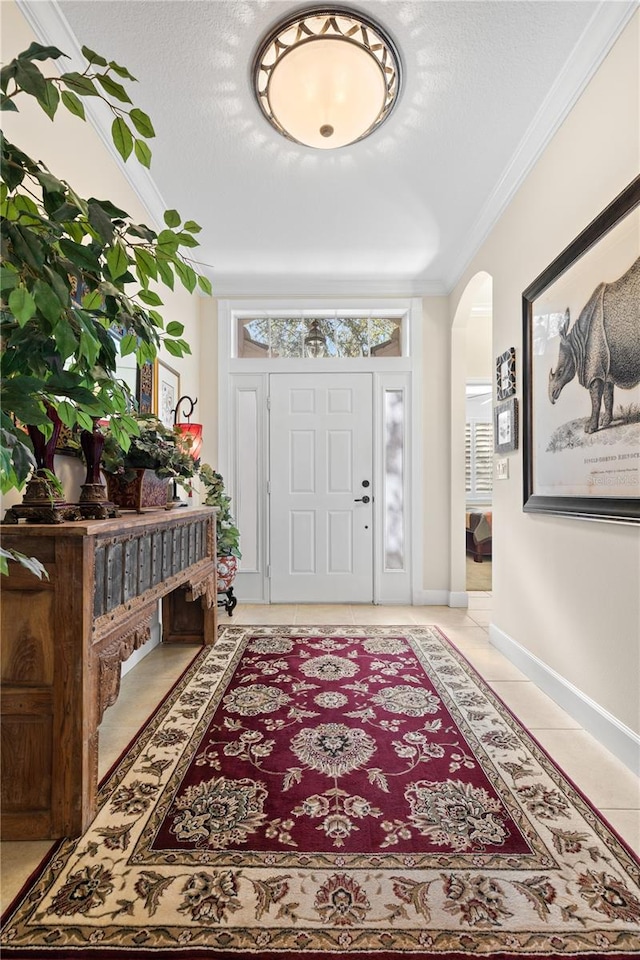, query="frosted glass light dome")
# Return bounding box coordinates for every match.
[253,9,401,150]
